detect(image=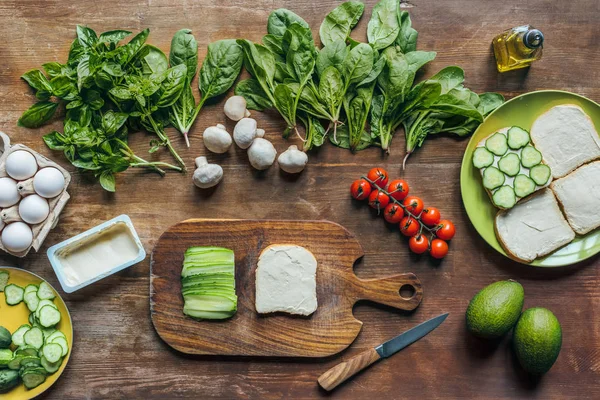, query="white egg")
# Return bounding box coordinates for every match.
[5,150,38,180]
[33,167,65,198]
[19,195,49,224]
[0,177,20,207]
[1,222,33,253]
